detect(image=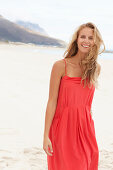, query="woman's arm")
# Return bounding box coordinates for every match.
[43,59,64,156]
[91,63,101,117]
